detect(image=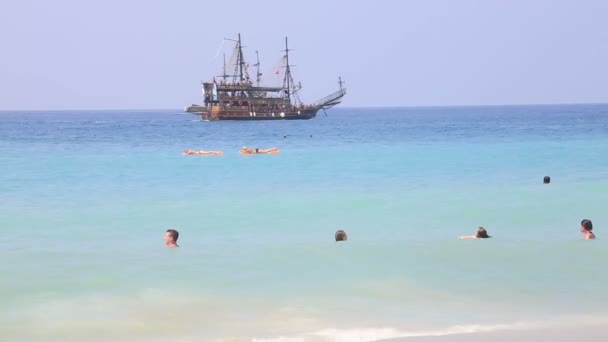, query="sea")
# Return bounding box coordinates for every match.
[1,104,608,342]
